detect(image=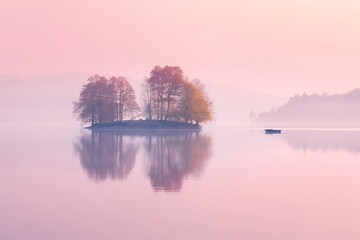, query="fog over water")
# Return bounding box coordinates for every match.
[2,0,360,238]
[1,74,360,239]
[0,72,293,128]
[1,123,360,239]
